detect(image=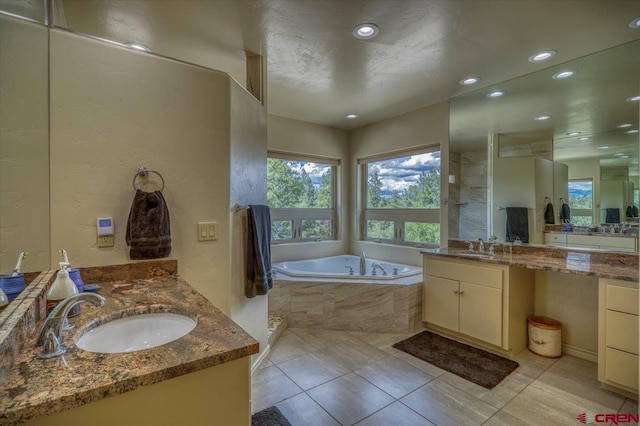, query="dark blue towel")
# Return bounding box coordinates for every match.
[626,205,633,218]
[544,202,555,224]
[634,206,638,218]
[605,208,620,224]
[245,205,273,298]
[505,207,529,243]
[559,203,571,223]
